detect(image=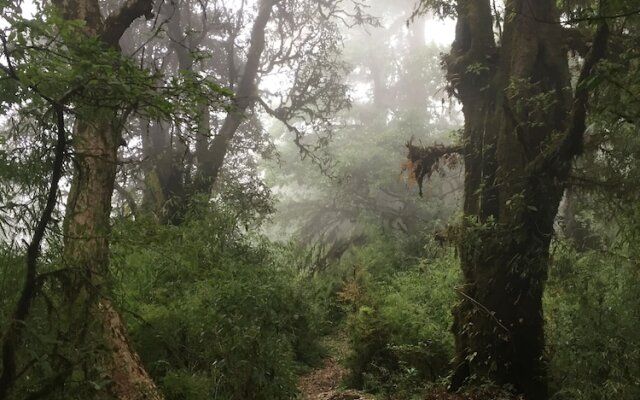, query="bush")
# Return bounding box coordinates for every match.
[111,206,326,400]
[342,245,459,398]
[545,243,640,400]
